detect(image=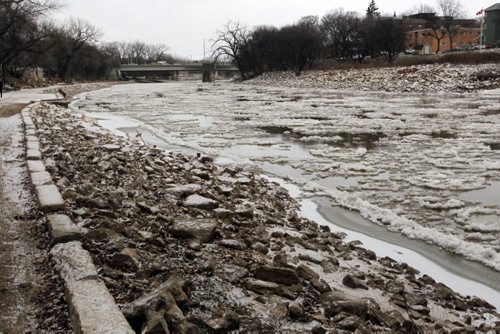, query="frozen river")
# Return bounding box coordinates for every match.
[71,82,500,305]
